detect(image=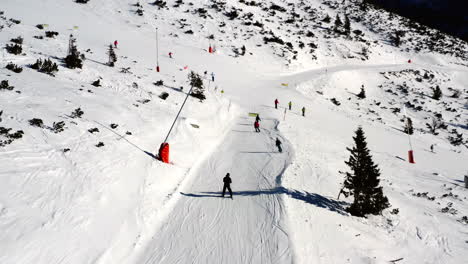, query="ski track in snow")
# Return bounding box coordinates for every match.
[138,116,294,264]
